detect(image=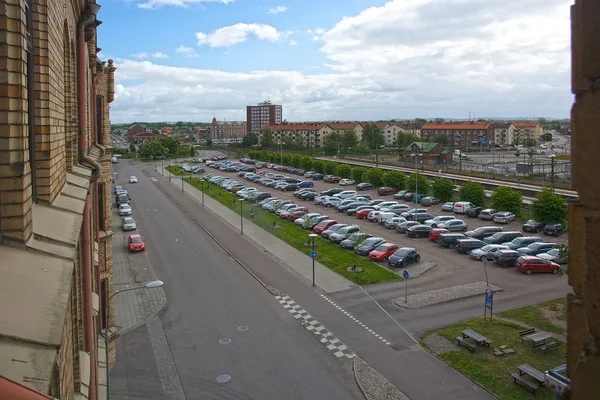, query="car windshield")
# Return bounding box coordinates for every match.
[123,218,134,224]
[547,249,559,256]
[526,220,537,224]
[120,205,130,209]
[480,245,493,251]
[362,238,380,245]
[396,249,410,256]
[131,237,143,244]
[329,224,346,231]
[374,244,388,252]
[337,226,354,234]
